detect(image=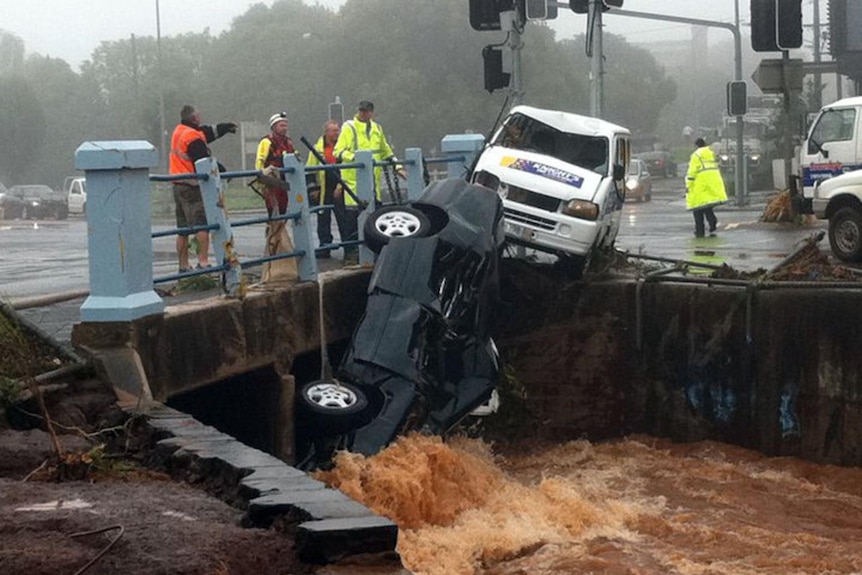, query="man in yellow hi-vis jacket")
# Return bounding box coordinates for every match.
[685,138,728,237]
[332,100,400,263]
